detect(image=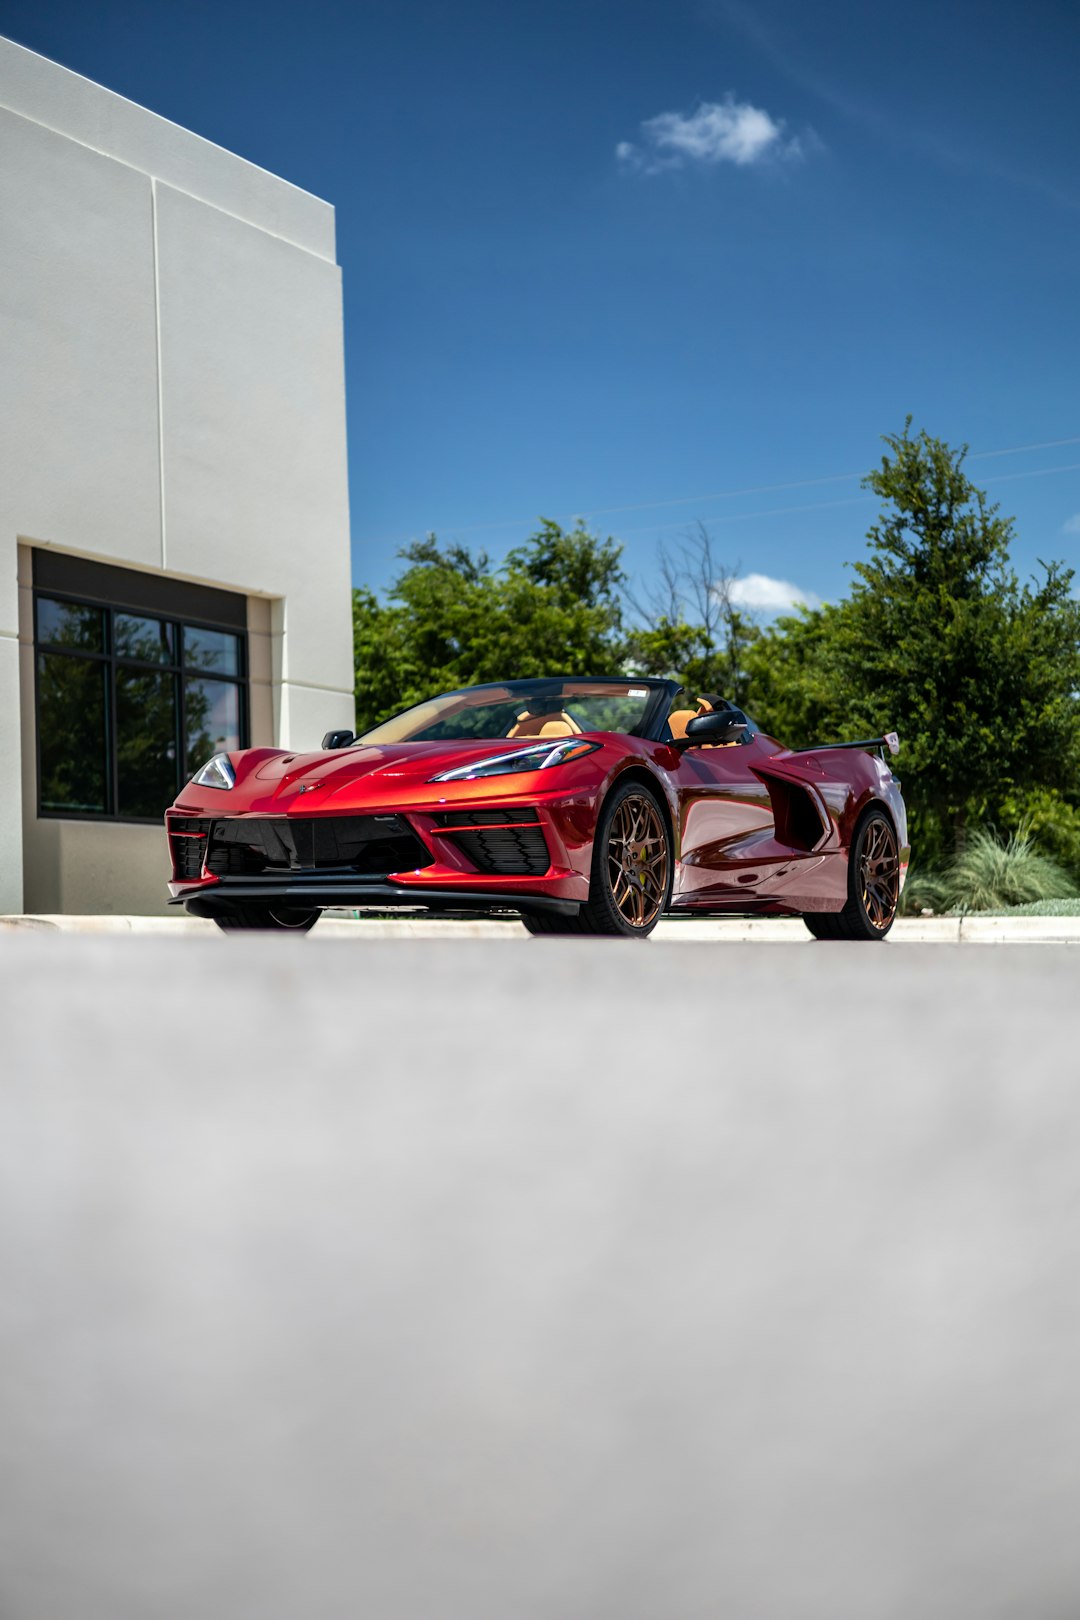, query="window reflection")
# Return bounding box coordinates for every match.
[37,653,108,813]
[116,668,177,818]
[36,598,104,652]
[34,591,247,820]
[186,678,241,777]
[183,626,240,676]
[115,613,174,664]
